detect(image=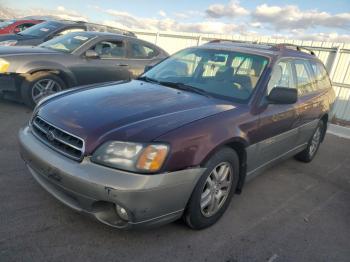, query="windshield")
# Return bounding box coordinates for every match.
[20,21,59,37]
[143,48,269,102]
[40,32,94,53]
[0,20,14,29]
